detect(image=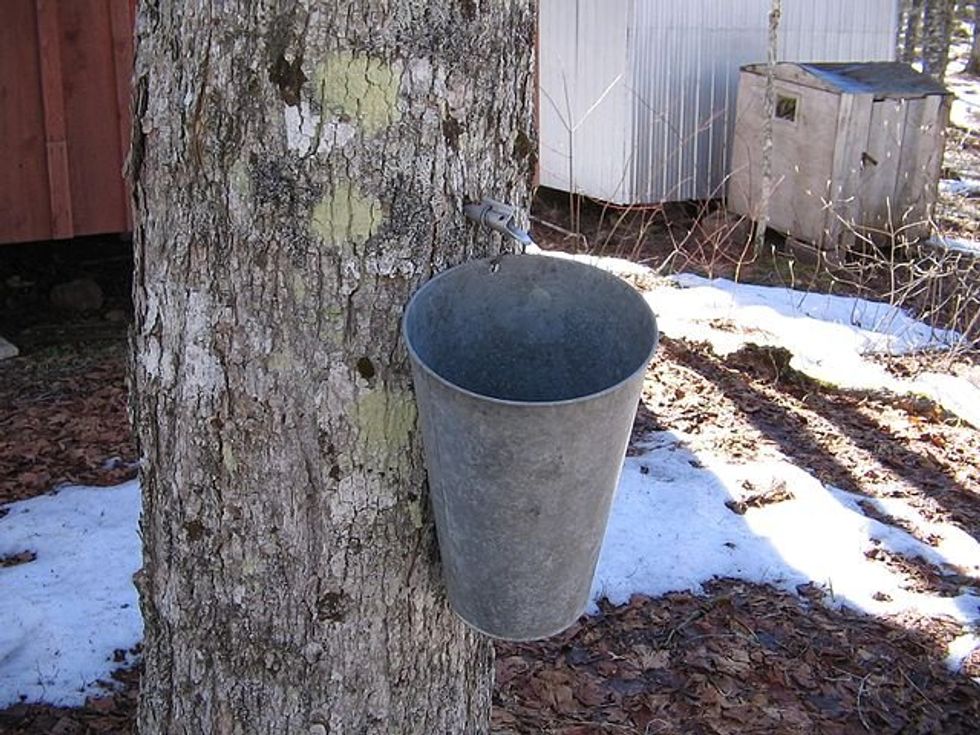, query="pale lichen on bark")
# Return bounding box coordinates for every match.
[310,181,384,246]
[314,51,402,135]
[351,387,418,469]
